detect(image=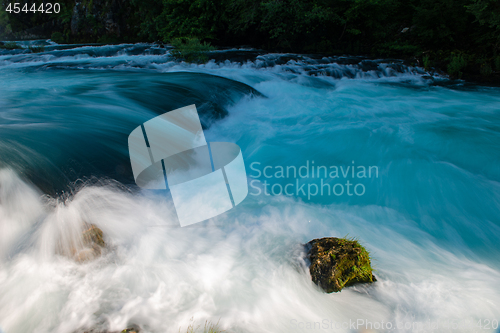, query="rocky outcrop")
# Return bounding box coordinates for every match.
[305,237,376,293]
